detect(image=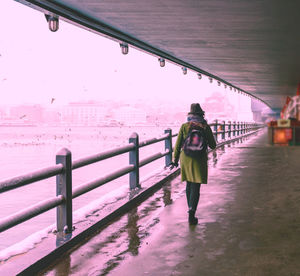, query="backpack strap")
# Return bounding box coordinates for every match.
[188,122,207,132]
